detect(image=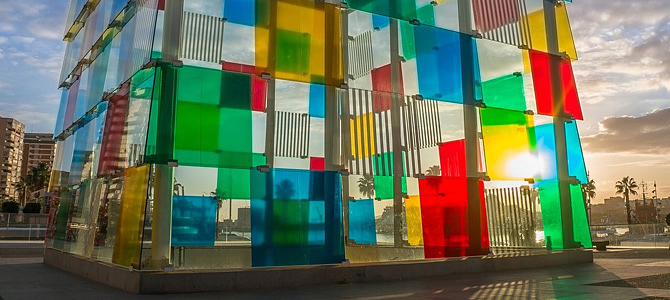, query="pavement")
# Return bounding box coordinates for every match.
[1,243,670,299]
